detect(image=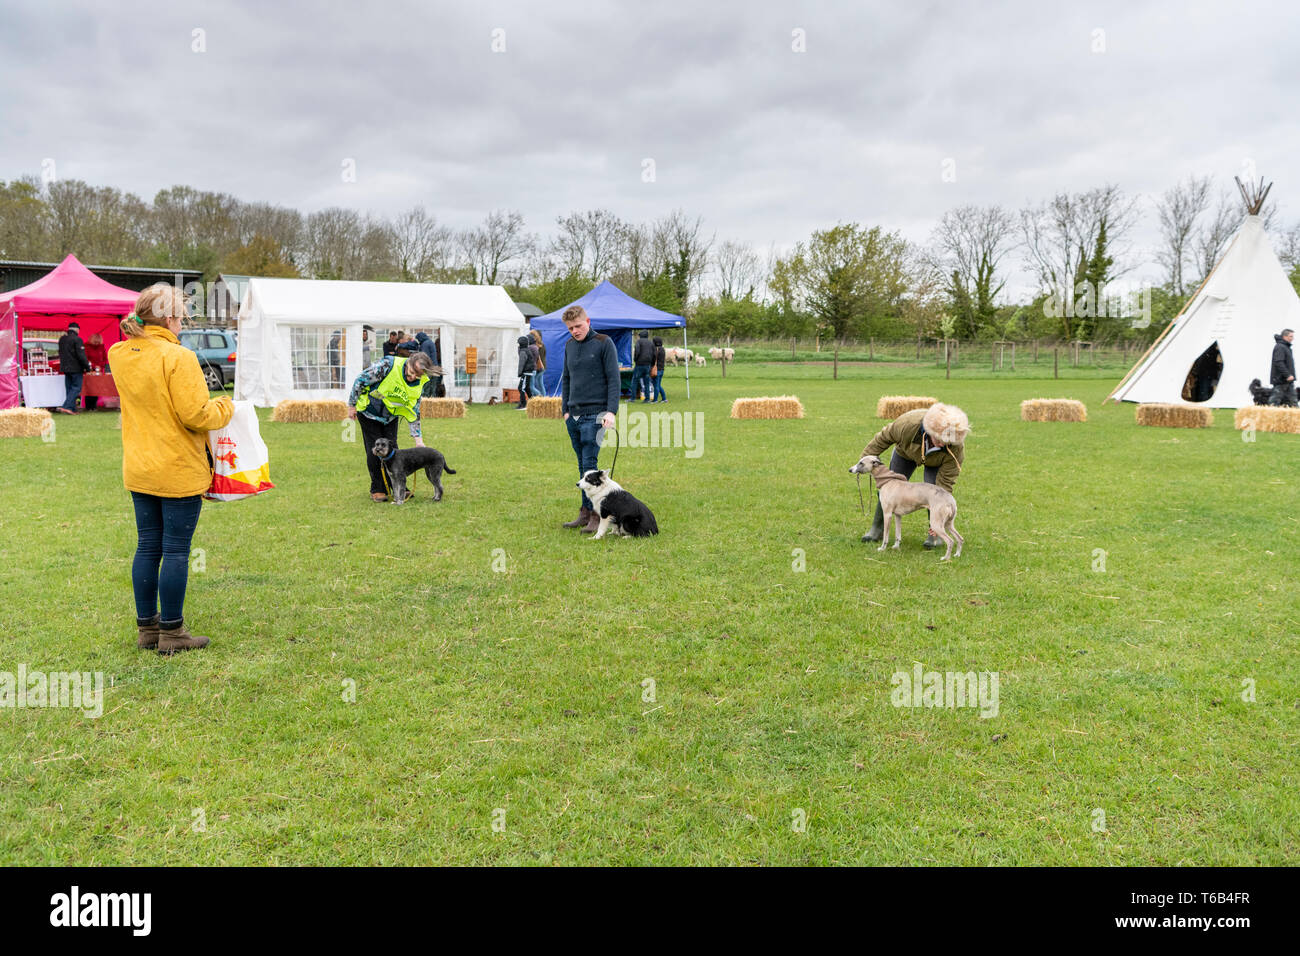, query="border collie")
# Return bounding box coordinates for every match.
[576,469,659,539]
